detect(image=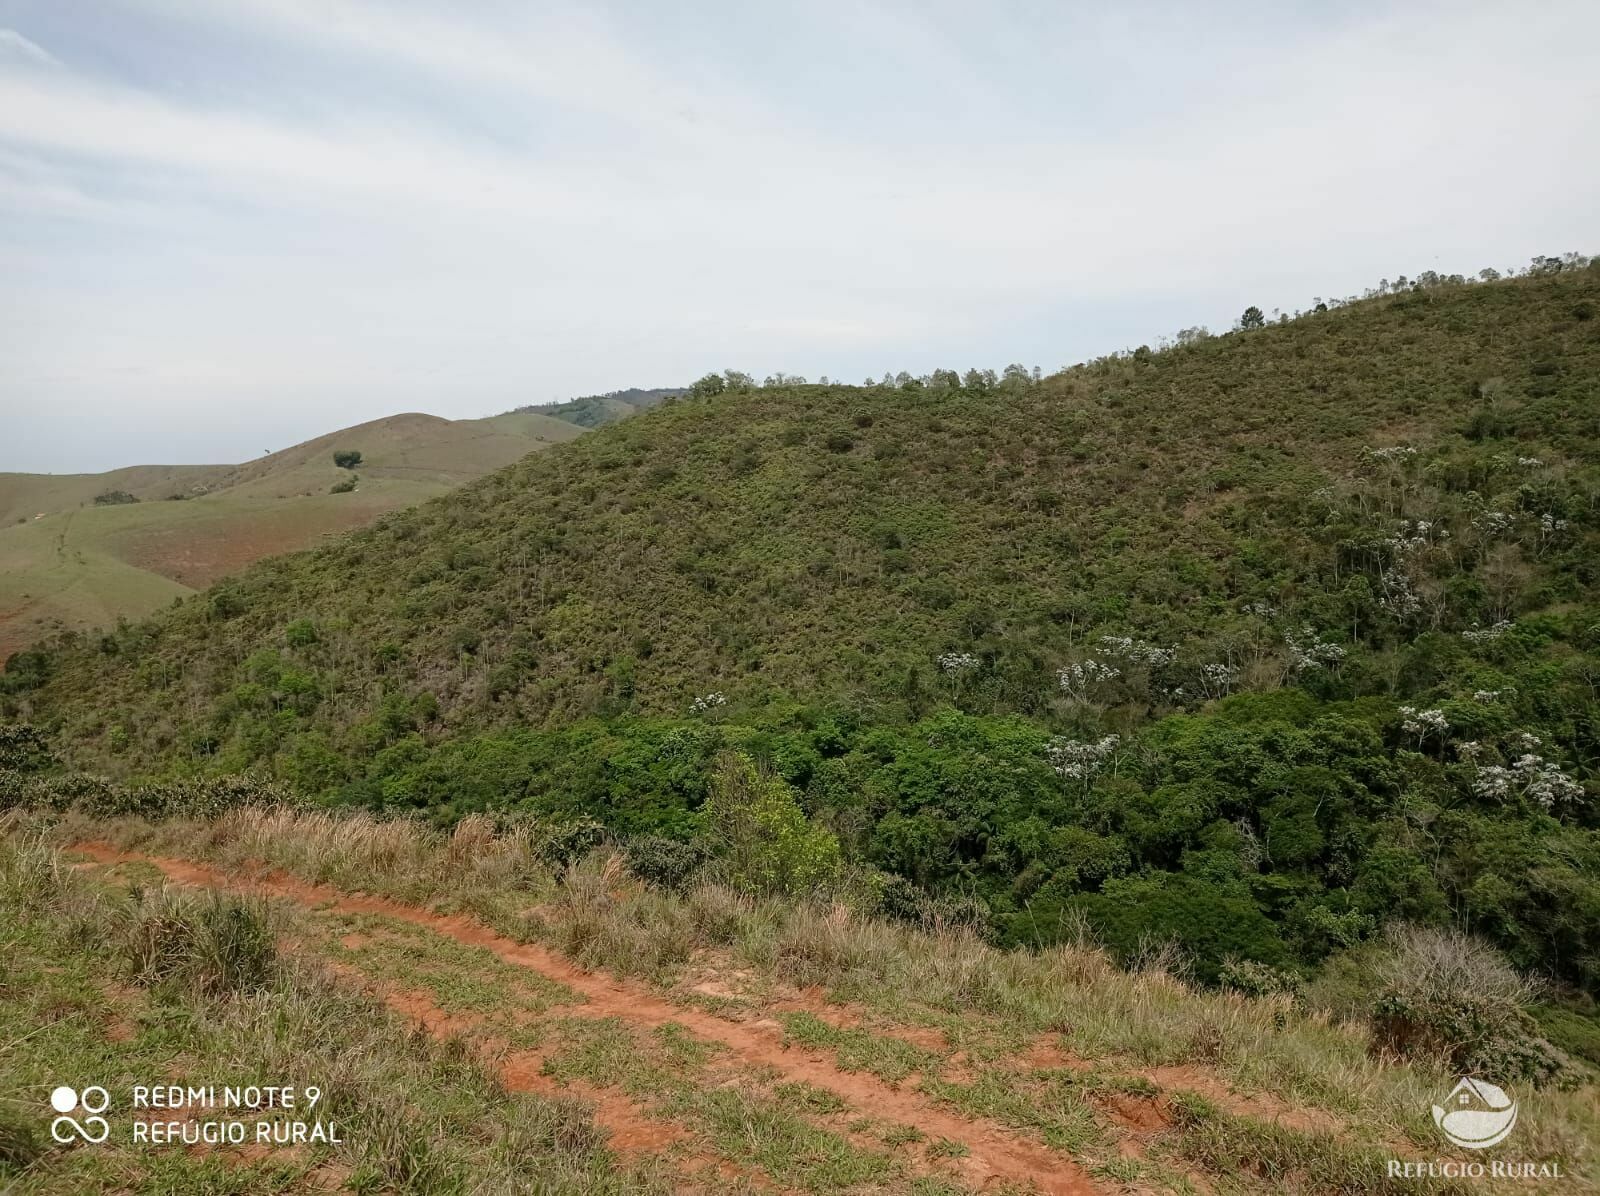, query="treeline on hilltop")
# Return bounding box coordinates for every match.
[688,251,1597,396]
[3,259,1599,1072]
